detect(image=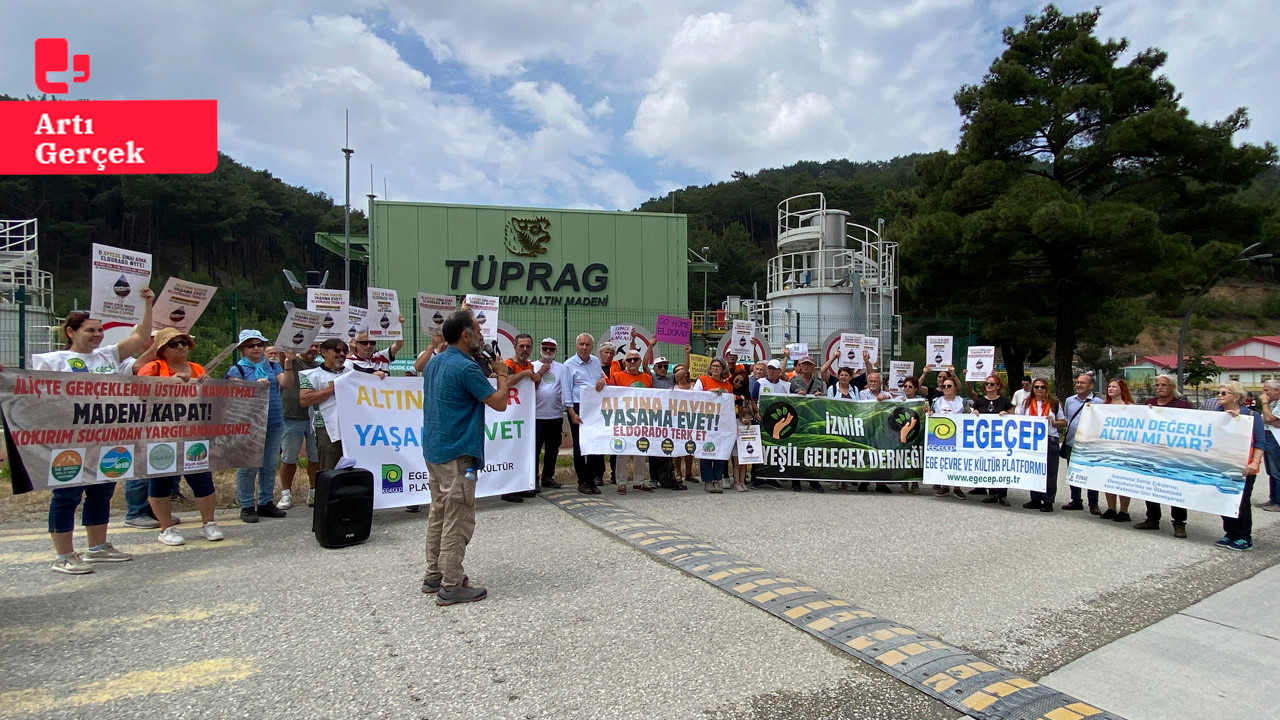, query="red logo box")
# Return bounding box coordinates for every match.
[0,100,218,175]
